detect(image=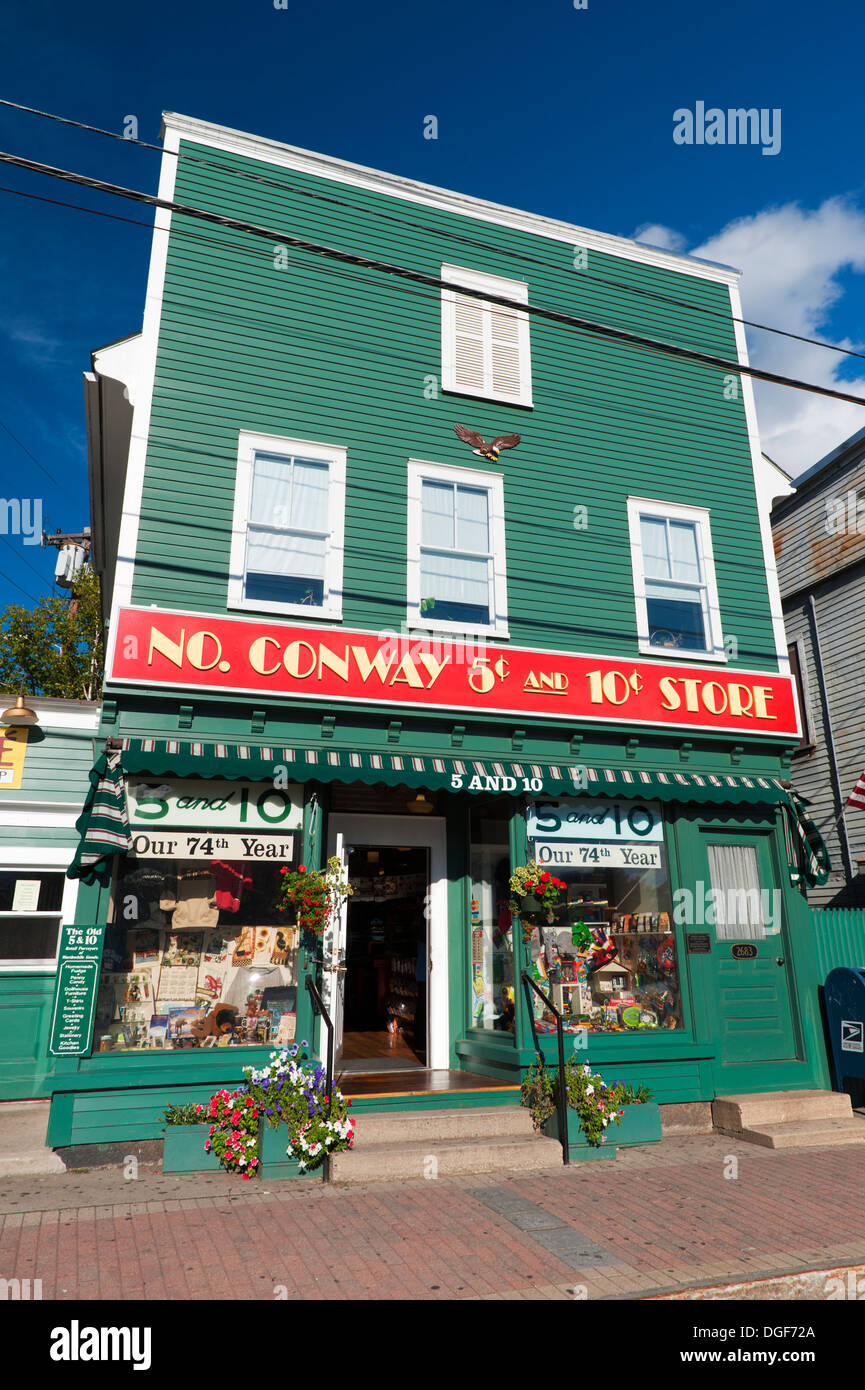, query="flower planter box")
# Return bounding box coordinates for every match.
[542,1101,662,1156]
[616,1102,662,1145]
[257,1123,320,1180]
[162,1124,222,1174]
[542,1108,617,1160]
